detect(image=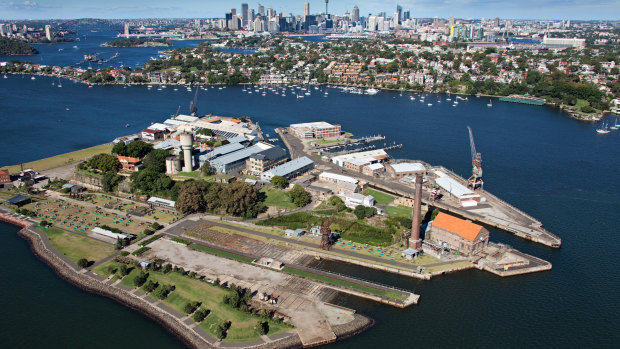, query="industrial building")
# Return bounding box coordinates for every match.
[290,121,341,139]
[362,163,385,177]
[0,169,10,184]
[341,192,375,209]
[387,162,426,178]
[427,212,489,256]
[260,156,314,182]
[433,170,481,206]
[331,149,388,168]
[210,142,274,174]
[246,146,288,175]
